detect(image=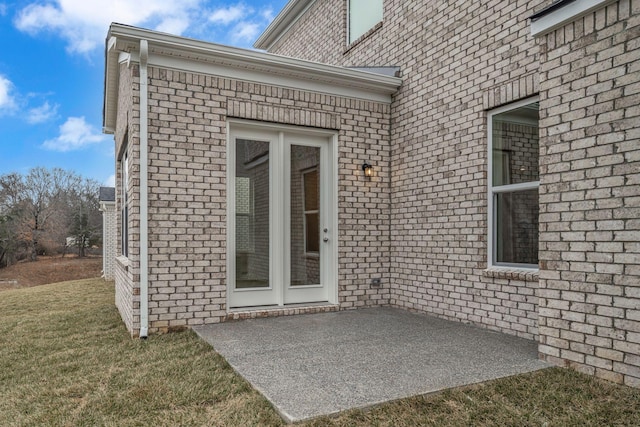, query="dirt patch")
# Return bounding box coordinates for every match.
[0,255,103,291]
